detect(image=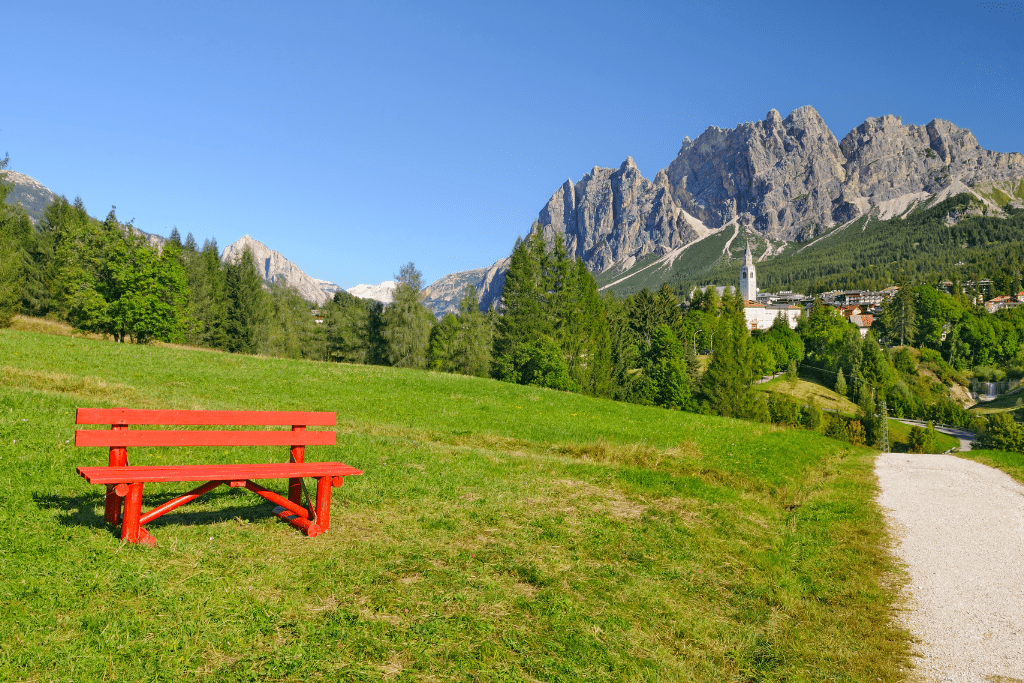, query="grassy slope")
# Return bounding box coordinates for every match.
[756,377,860,416]
[957,449,1024,485]
[0,328,911,682]
[884,420,960,454]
